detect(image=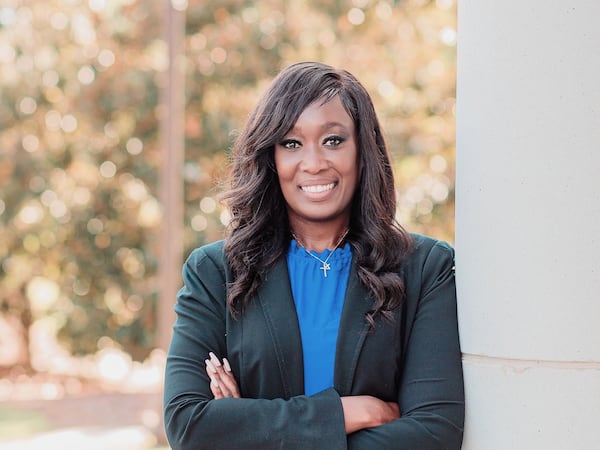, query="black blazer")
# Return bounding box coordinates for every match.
[164,234,464,450]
